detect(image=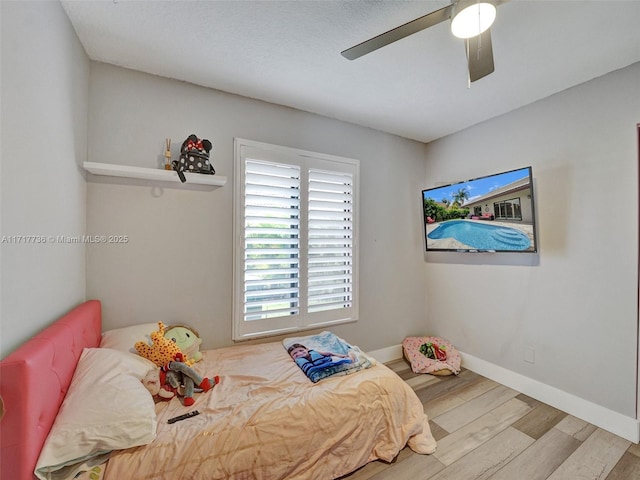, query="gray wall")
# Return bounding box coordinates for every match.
[86,62,428,351]
[2,0,637,430]
[0,1,89,357]
[423,62,639,418]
